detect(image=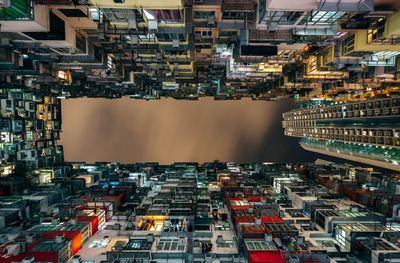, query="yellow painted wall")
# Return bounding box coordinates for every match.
[51,8,97,29]
[355,30,400,52]
[385,10,400,36]
[193,5,222,22]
